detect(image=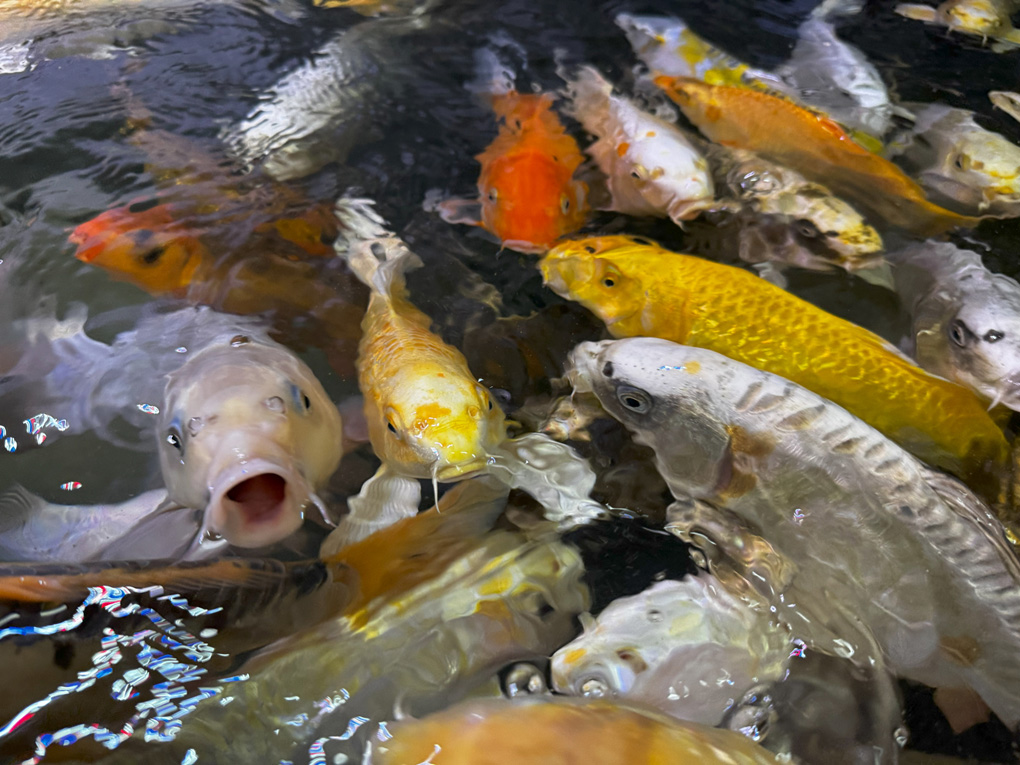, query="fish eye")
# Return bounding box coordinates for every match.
[140,244,167,265]
[561,196,571,214]
[584,245,597,254]
[166,430,183,451]
[616,385,652,413]
[602,277,616,287]
[387,421,397,433]
[950,319,971,347]
[303,394,312,410]
[488,398,494,410]
[795,219,820,238]
[954,153,967,171]
[488,188,498,203]
[984,329,1005,343]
